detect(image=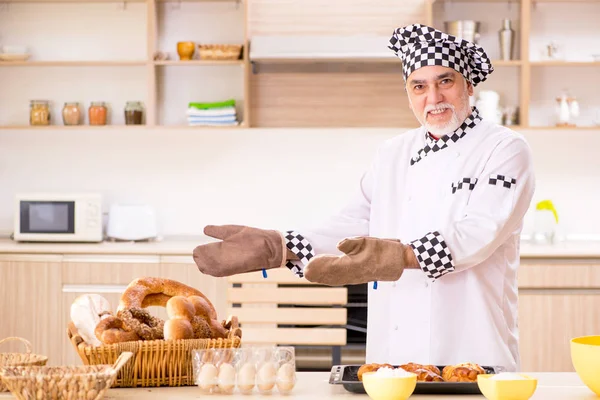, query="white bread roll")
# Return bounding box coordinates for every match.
[70,294,112,346]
